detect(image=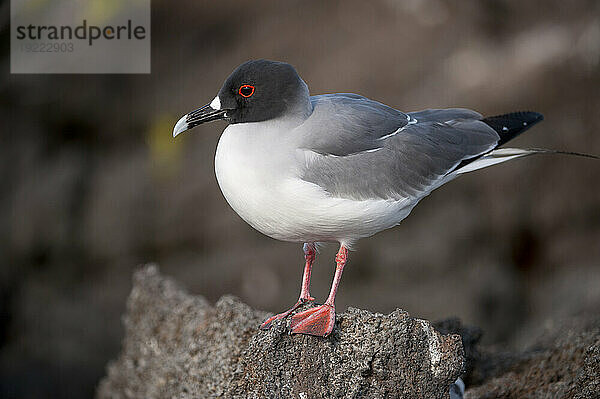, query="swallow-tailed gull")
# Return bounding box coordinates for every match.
[172,59,592,337]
